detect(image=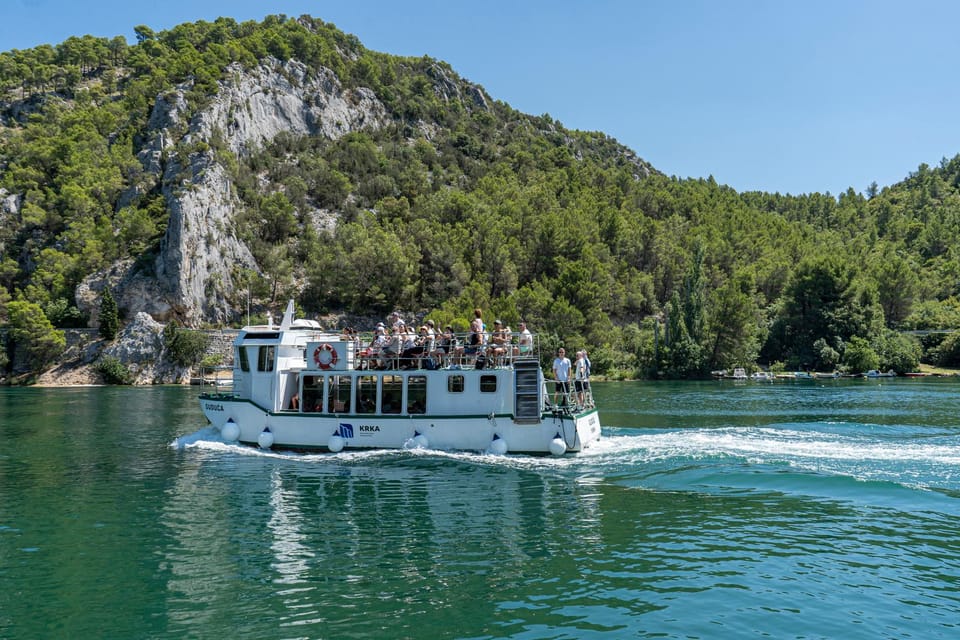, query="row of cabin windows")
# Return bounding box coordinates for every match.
[292,373,499,415]
[240,345,503,393]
